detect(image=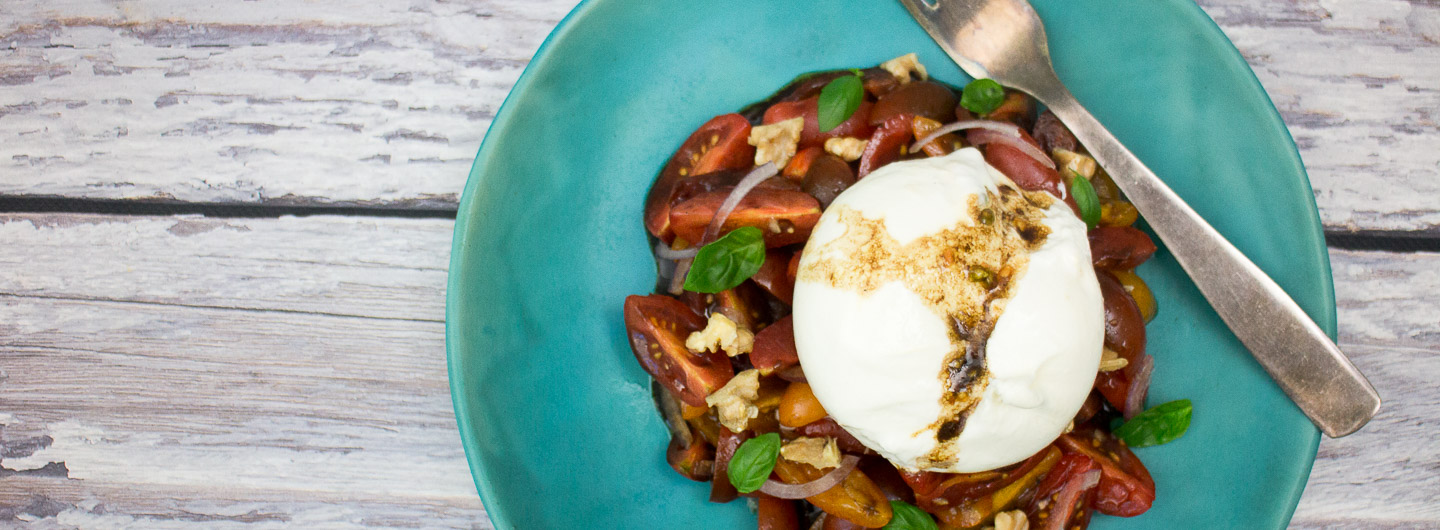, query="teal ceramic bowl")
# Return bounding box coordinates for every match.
[447,0,1330,527]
